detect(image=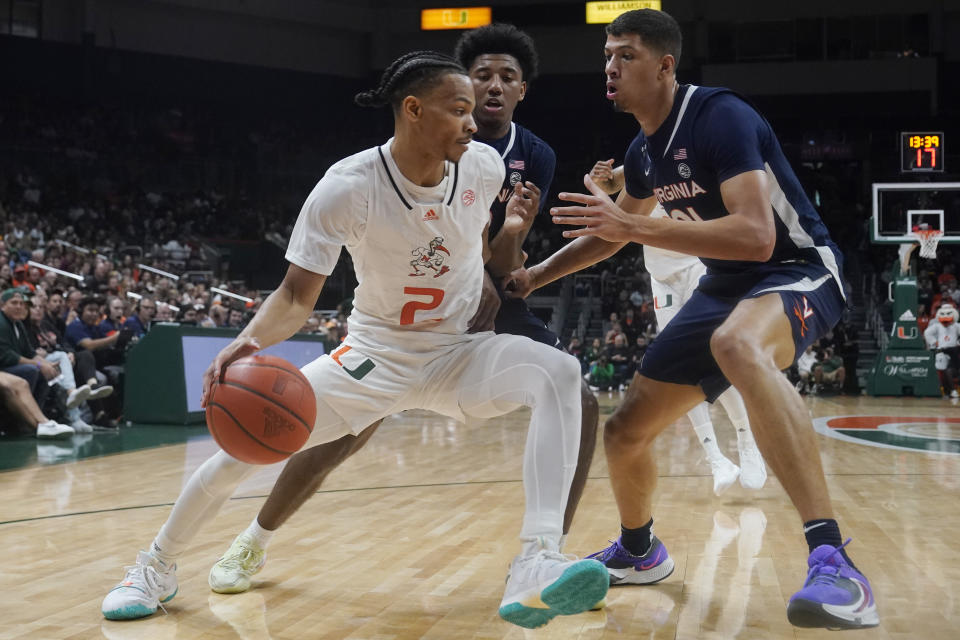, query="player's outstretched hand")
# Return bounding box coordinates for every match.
[501,266,537,300]
[468,271,501,333]
[552,174,642,242]
[589,158,617,194]
[502,181,541,234]
[201,336,262,407]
